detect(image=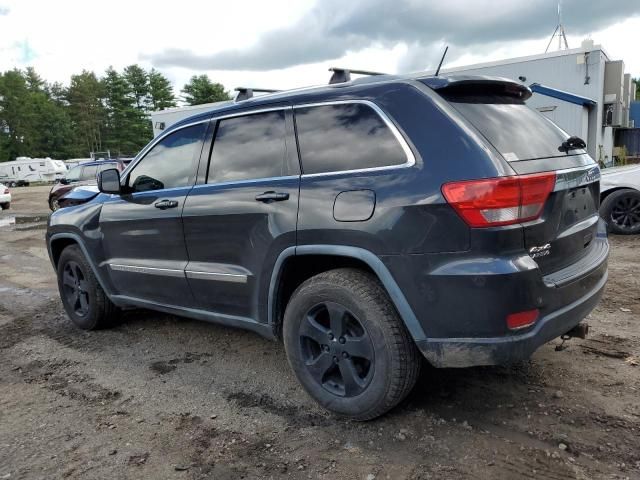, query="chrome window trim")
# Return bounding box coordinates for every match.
[191,175,299,190]
[185,271,248,283]
[109,264,185,278]
[293,99,416,178]
[211,105,291,122]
